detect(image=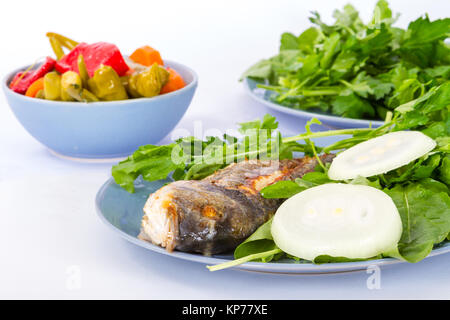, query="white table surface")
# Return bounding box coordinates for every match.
[1,0,449,299]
